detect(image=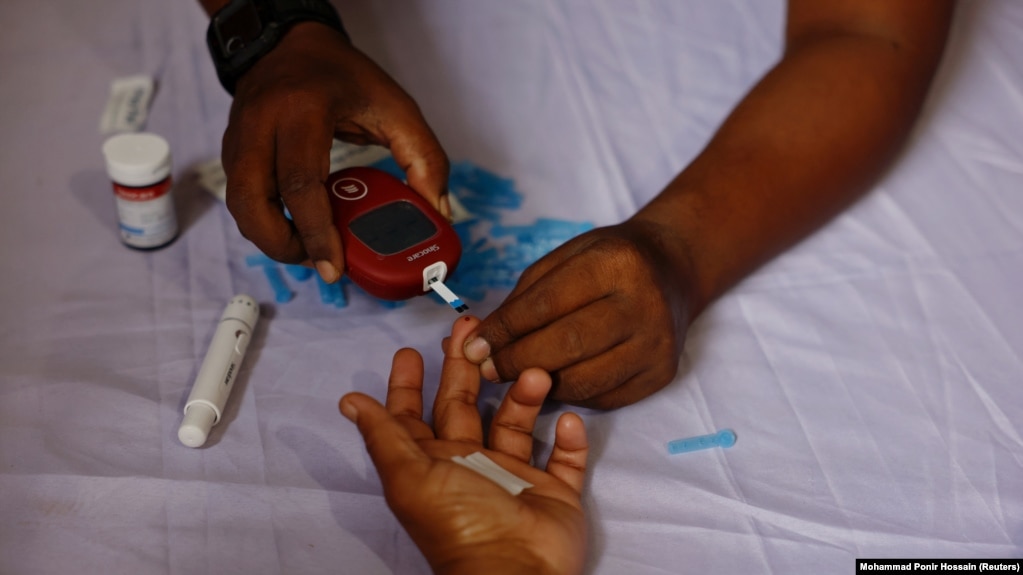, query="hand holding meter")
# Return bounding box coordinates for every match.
[328,167,467,311]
